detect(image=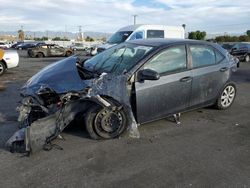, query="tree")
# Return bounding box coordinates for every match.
[52,37,69,41]
[18,30,25,41]
[85,36,94,42]
[214,35,250,42]
[246,30,250,38]
[188,31,206,40]
[239,35,250,42]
